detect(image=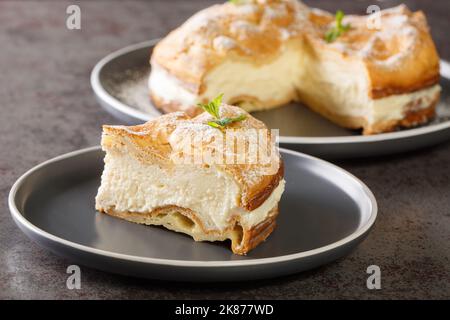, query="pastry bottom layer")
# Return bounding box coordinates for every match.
[150,88,439,135]
[97,205,279,255]
[150,91,291,117]
[301,94,438,135]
